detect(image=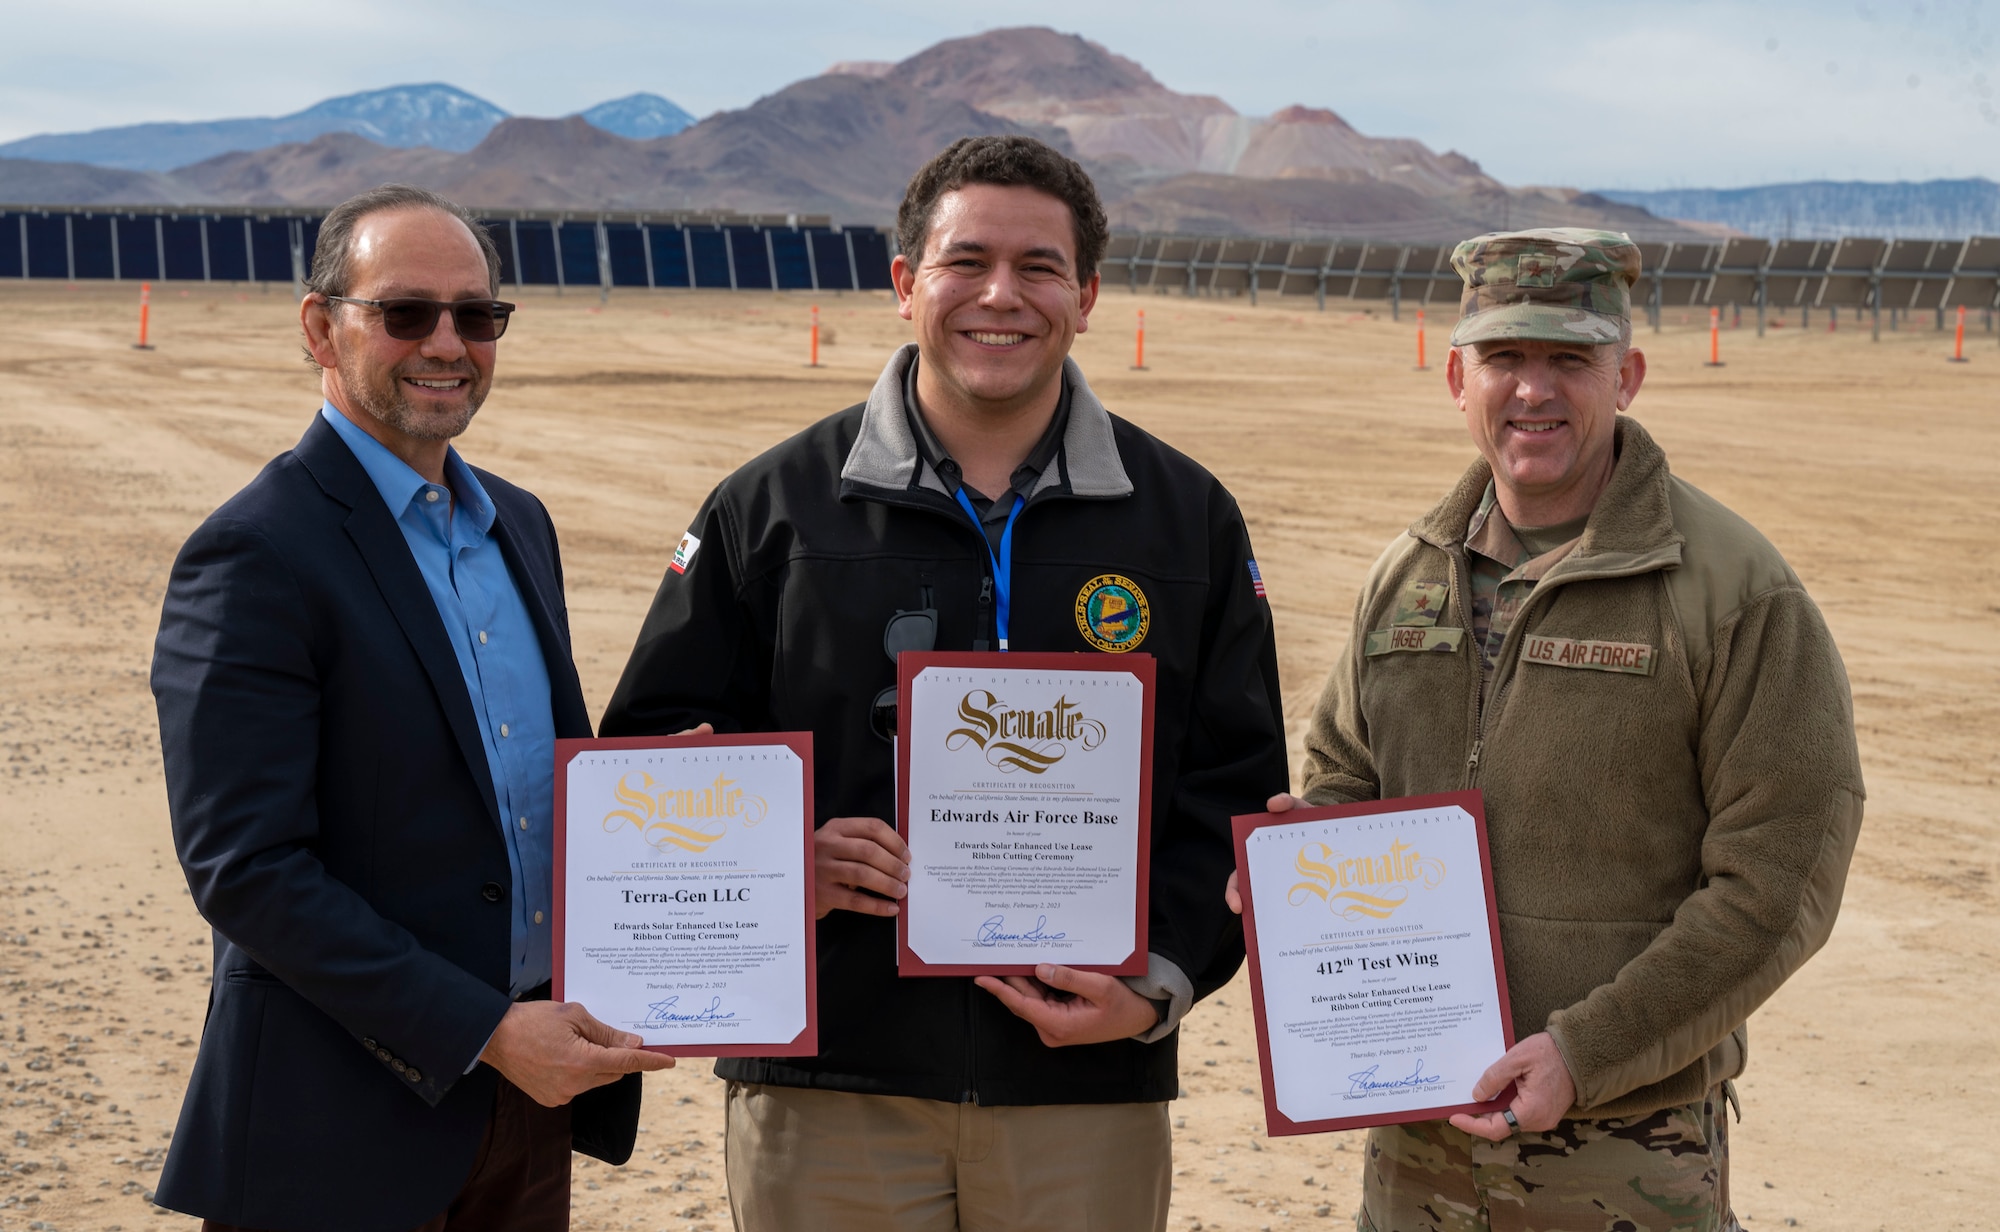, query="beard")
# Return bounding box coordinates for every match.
[340,352,490,442]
